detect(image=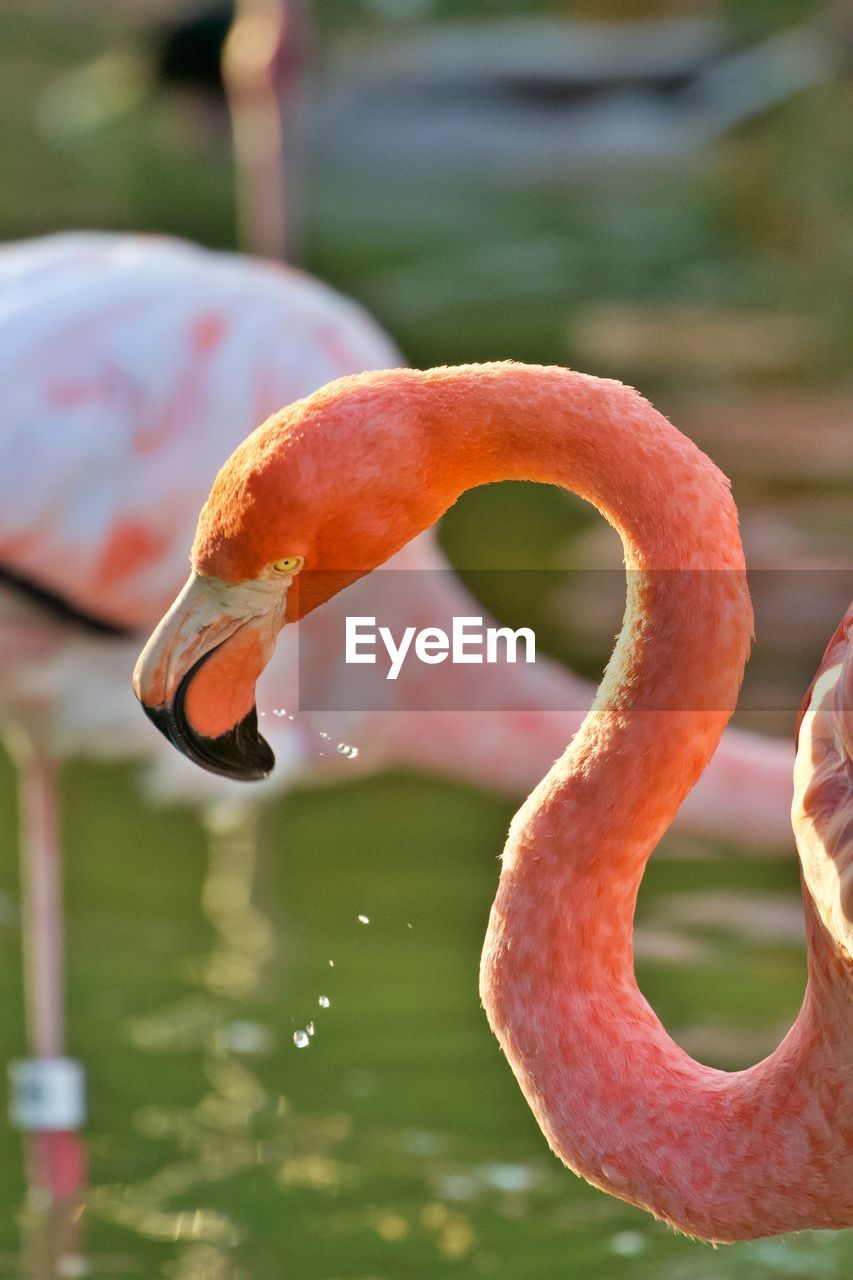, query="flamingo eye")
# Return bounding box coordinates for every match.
[272,556,303,573]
